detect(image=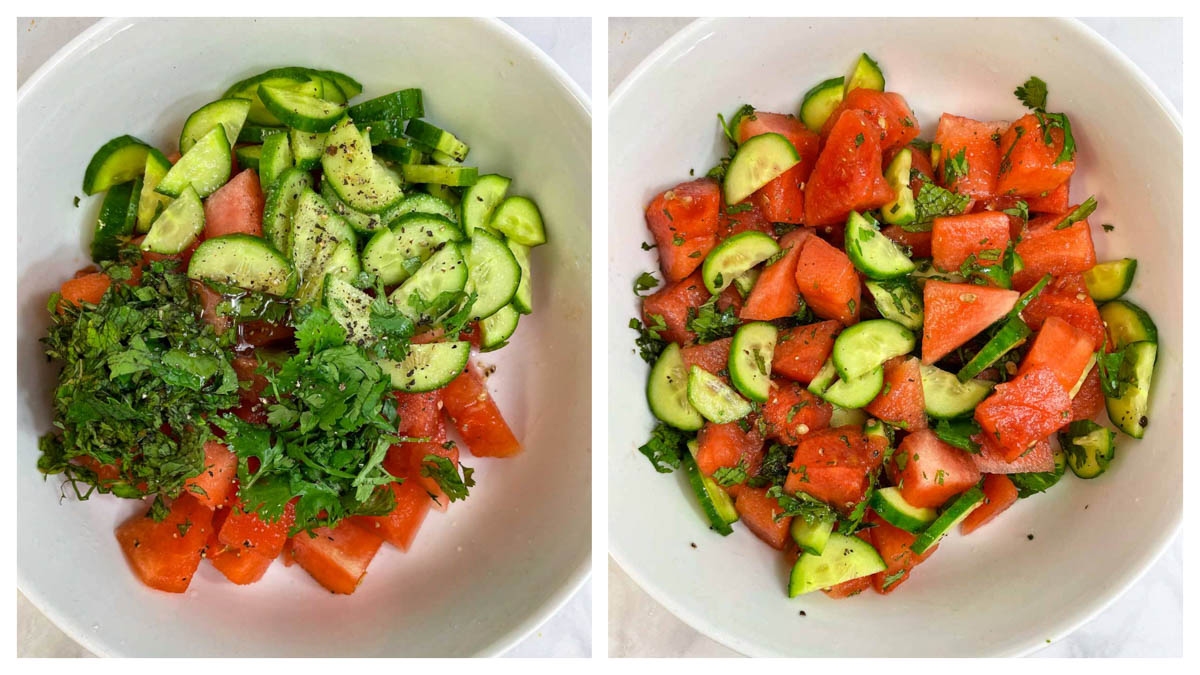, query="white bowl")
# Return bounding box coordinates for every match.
[18,17,591,657]
[608,17,1180,657]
